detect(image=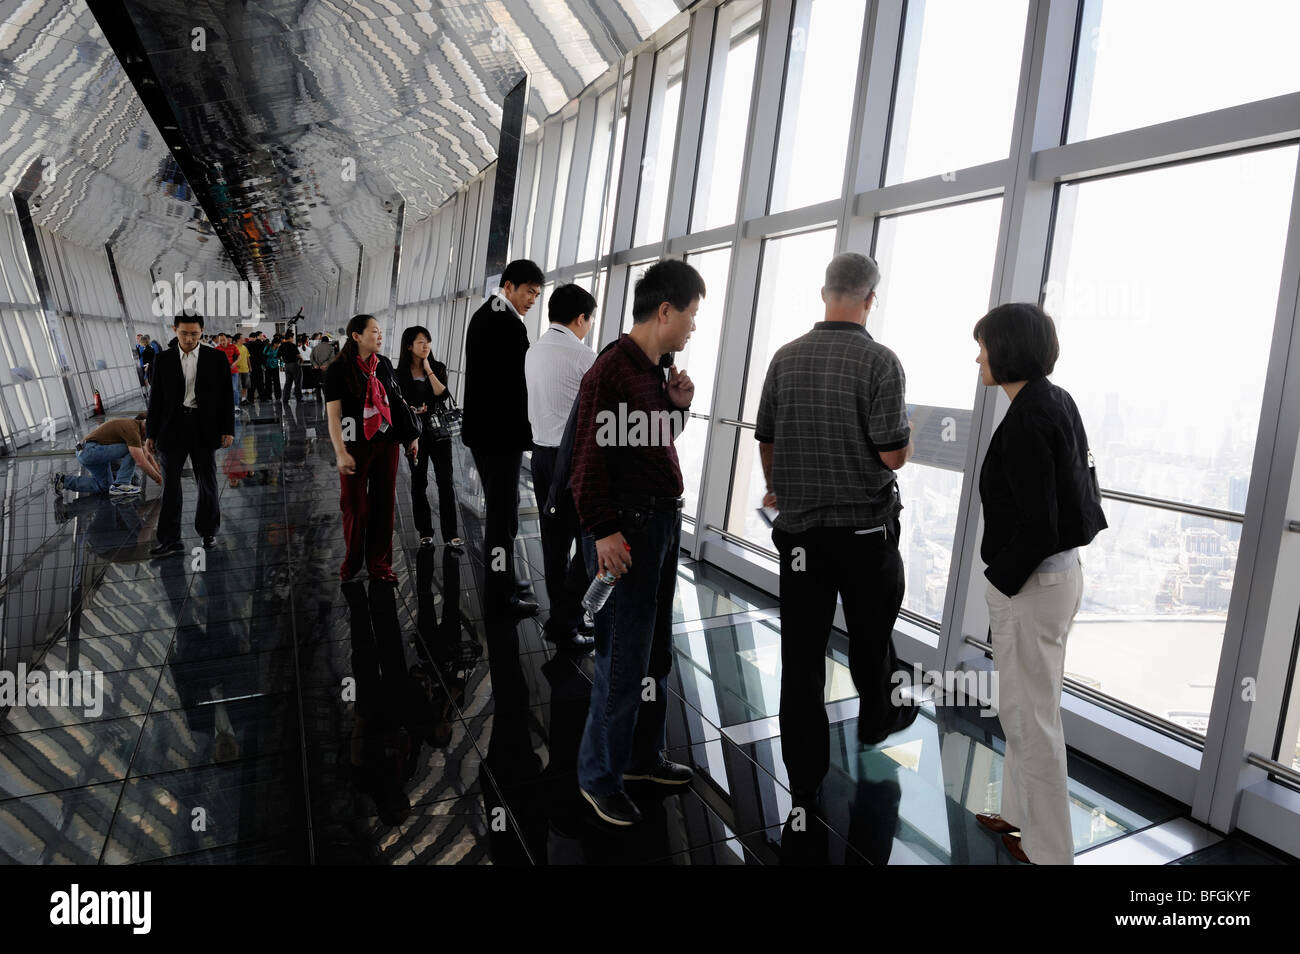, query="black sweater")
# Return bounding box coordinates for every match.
[324,353,404,446]
[979,377,1107,597]
[394,358,450,430]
